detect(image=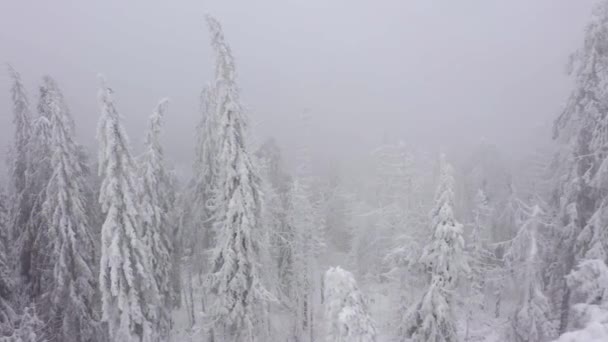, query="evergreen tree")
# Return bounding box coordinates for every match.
[288,178,324,341]
[406,154,468,342]
[504,205,556,342]
[204,15,272,341]
[464,188,494,341]
[21,104,53,302]
[554,259,608,342]
[42,76,99,342]
[0,187,16,336]
[324,267,377,342]
[6,65,32,243]
[96,76,159,341]
[551,0,608,331]
[137,99,174,339]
